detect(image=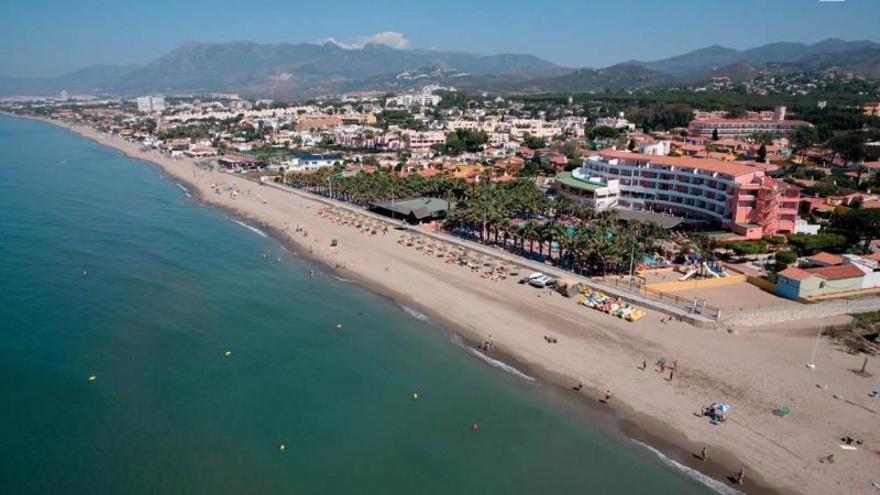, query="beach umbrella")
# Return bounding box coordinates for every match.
[773,405,790,417]
[714,403,731,414]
